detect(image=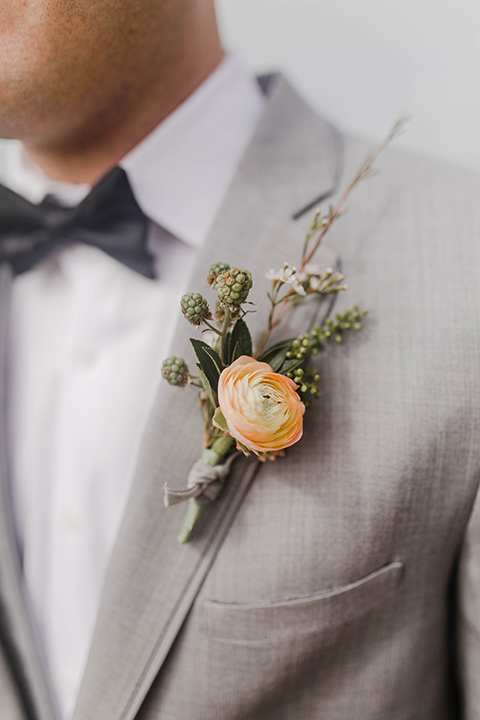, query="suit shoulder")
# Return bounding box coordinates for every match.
[330,128,480,264]
[339,129,480,203]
